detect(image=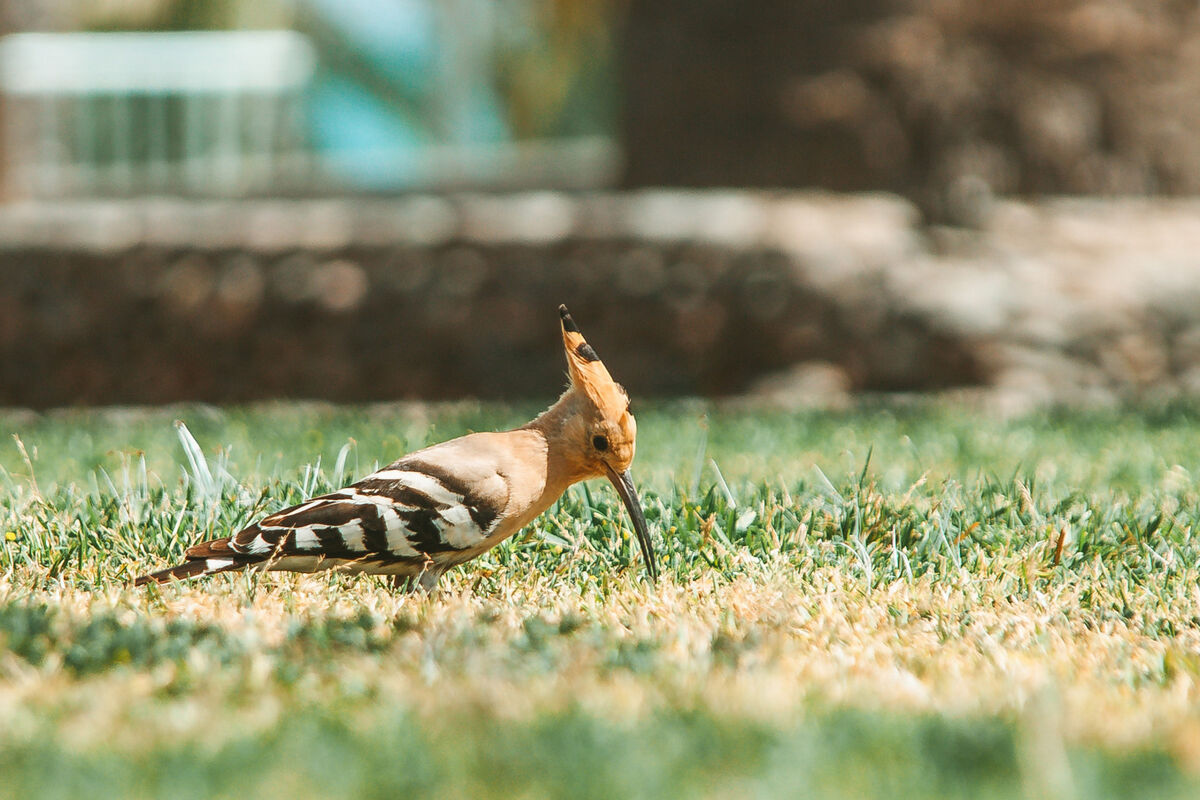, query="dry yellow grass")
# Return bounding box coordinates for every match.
[4,552,1198,766]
